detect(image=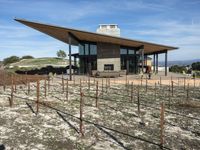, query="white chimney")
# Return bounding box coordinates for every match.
[96,24,120,37]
